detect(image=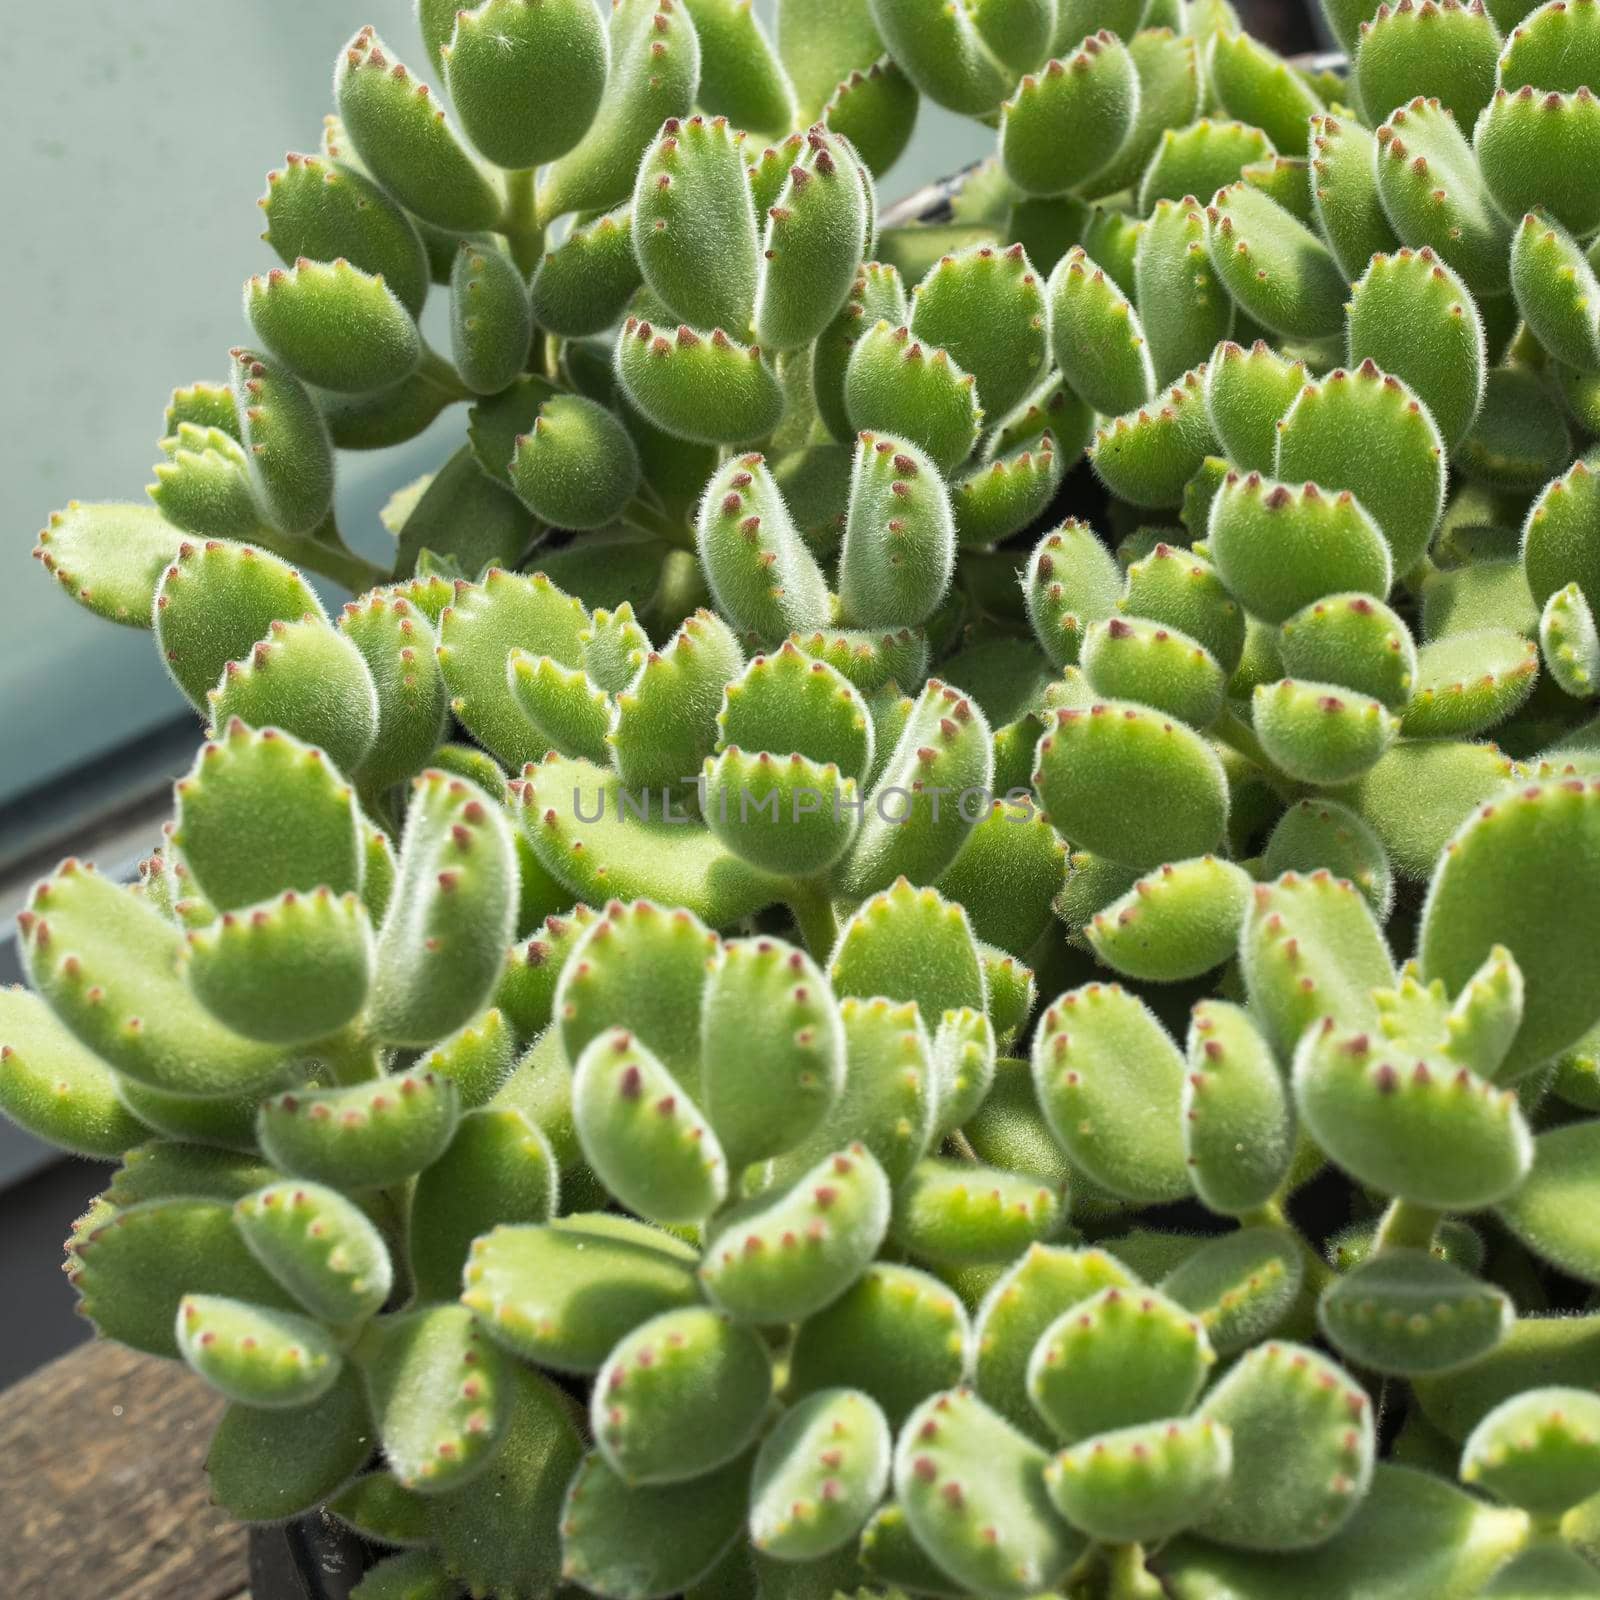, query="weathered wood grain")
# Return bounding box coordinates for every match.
[1,1340,247,1600]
